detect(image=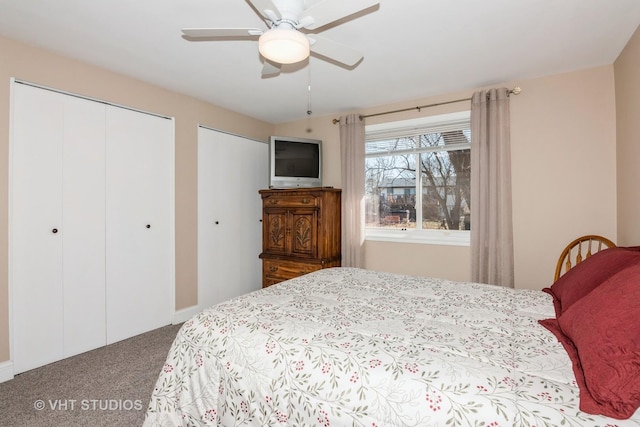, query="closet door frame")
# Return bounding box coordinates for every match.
[8,79,176,375]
